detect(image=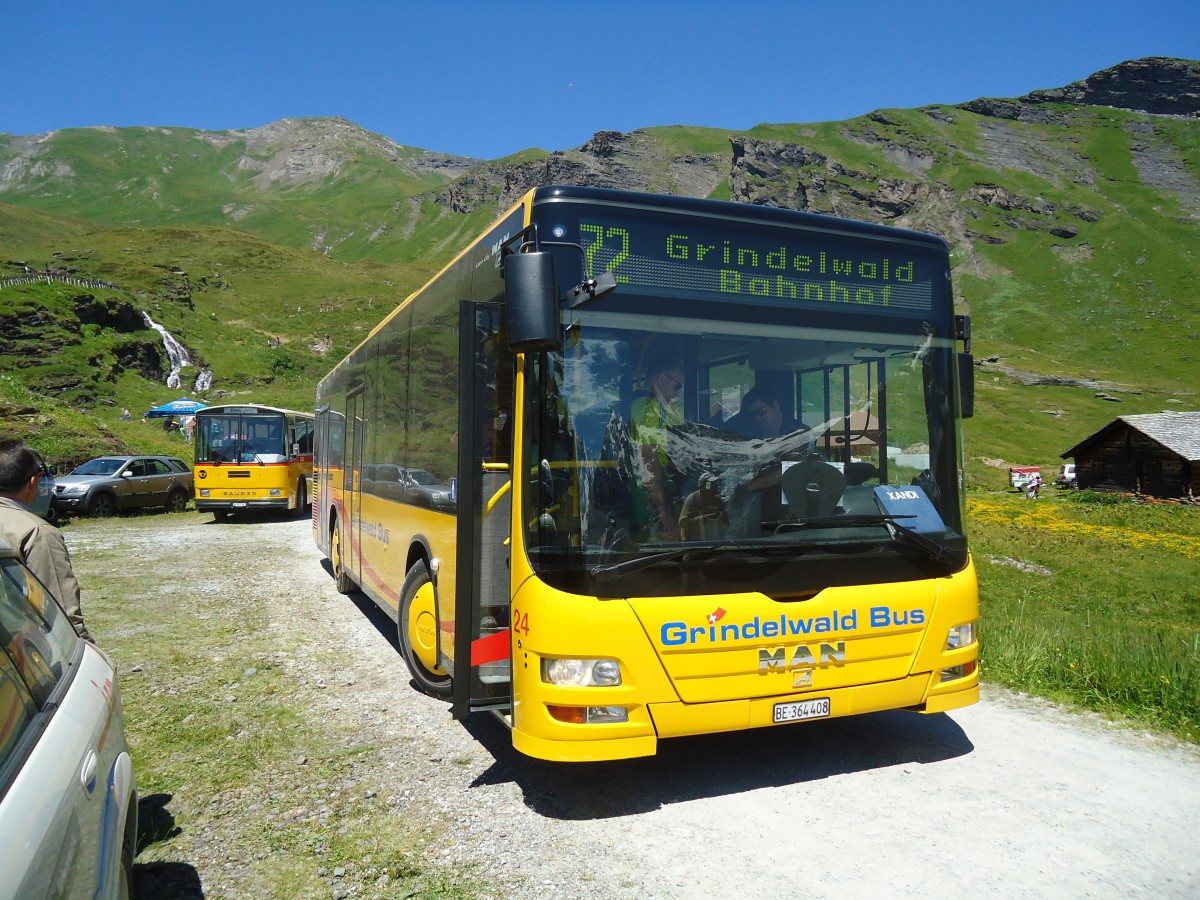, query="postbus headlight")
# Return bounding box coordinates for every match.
[546,705,630,724]
[269,488,282,497]
[199,489,210,497]
[542,657,622,687]
[941,621,978,682]
[946,621,976,650]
